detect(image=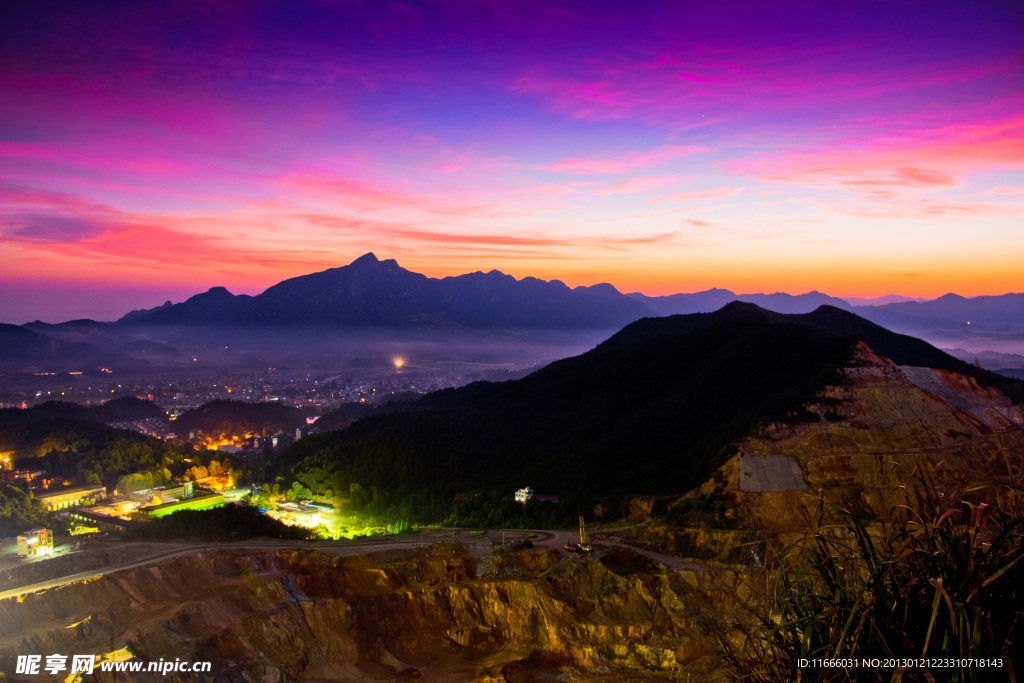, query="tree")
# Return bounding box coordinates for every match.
[186,465,209,481]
